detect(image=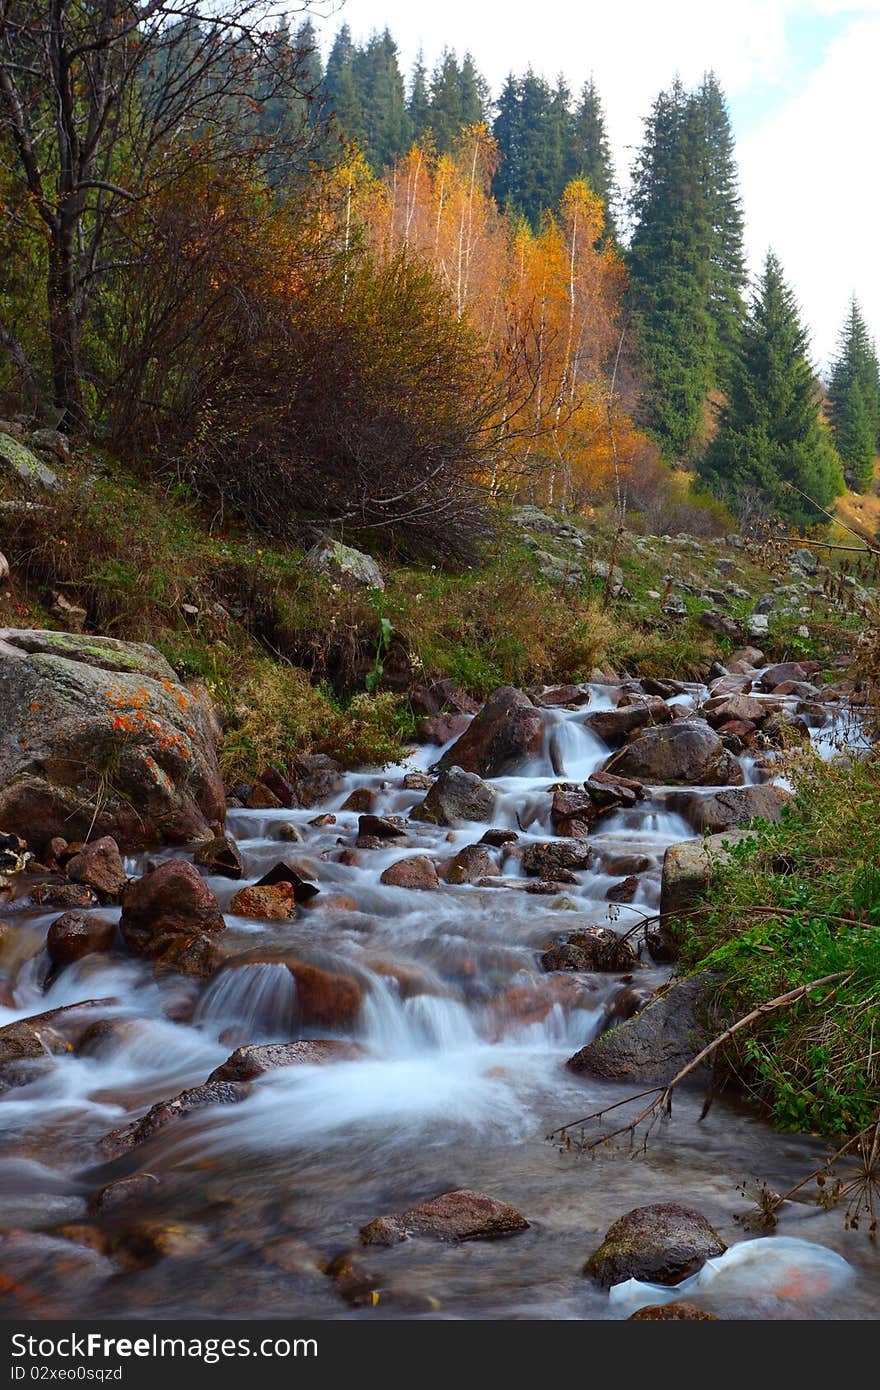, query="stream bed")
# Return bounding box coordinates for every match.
[0,677,877,1320]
